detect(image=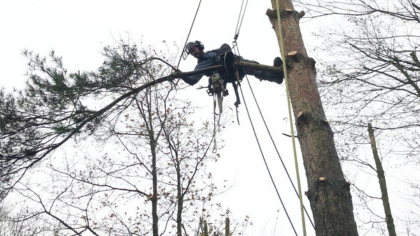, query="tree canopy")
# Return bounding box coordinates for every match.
[0,40,253,235]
